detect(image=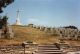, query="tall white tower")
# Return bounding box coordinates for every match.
[15,10,22,25]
